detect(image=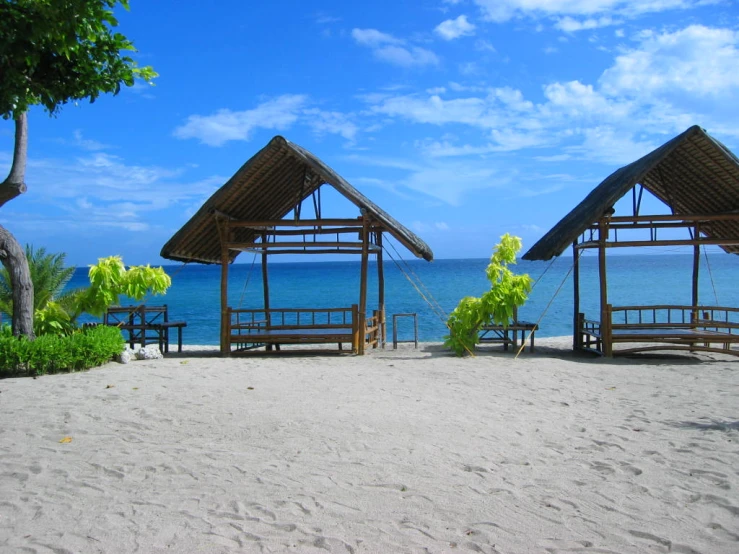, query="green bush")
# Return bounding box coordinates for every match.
[0,325,125,378]
[445,234,533,356]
